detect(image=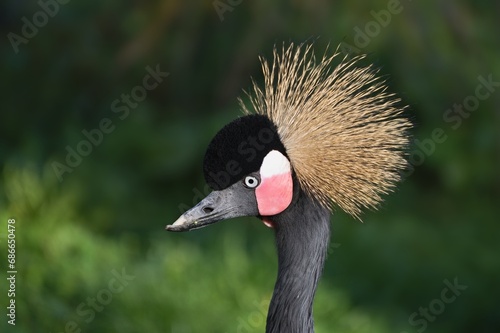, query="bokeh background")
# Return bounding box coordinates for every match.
[1,1,499,332]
